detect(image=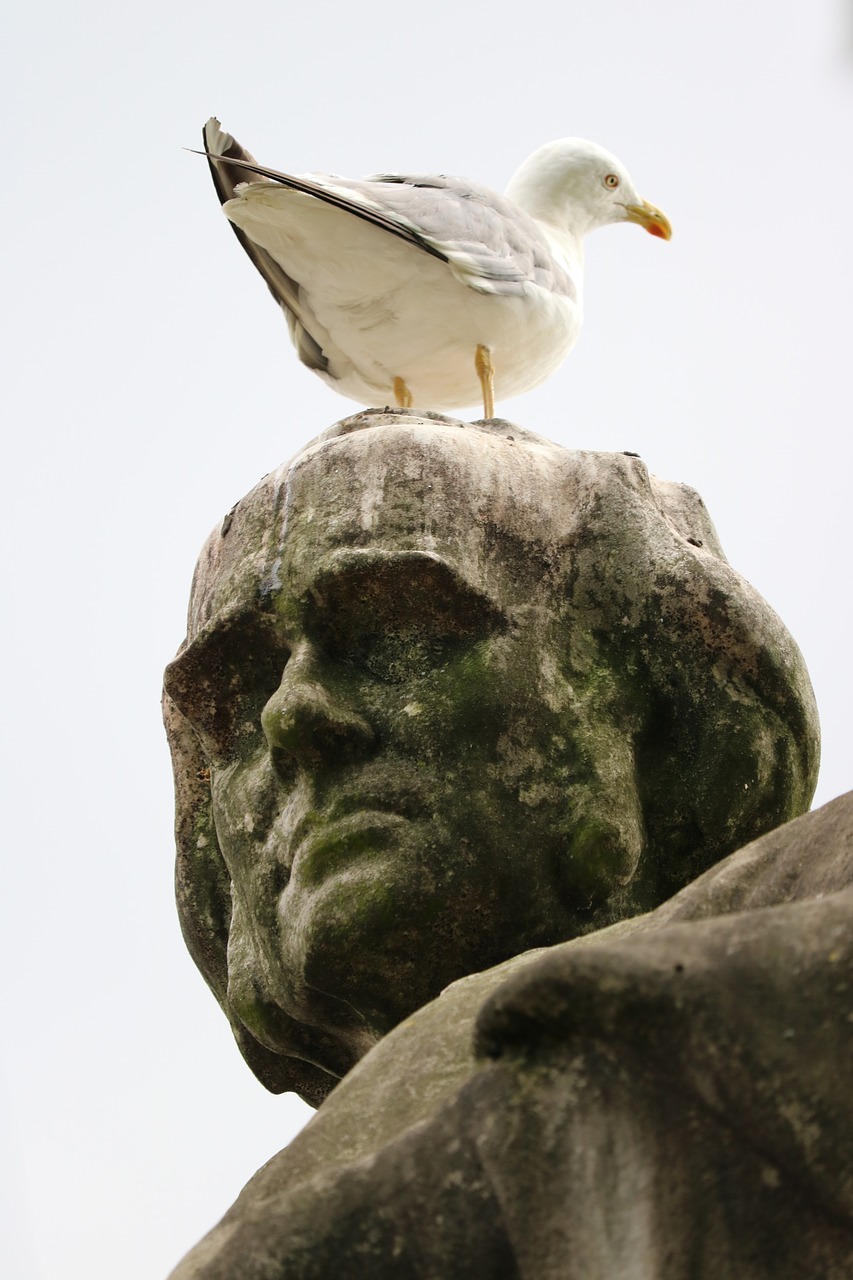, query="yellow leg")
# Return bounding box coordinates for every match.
[475,344,495,419]
[393,377,413,409]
